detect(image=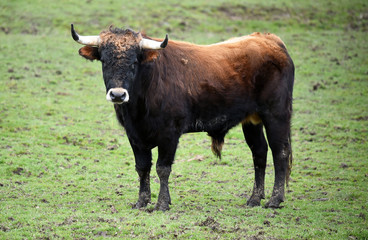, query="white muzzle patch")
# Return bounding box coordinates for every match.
[106,88,129,104]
